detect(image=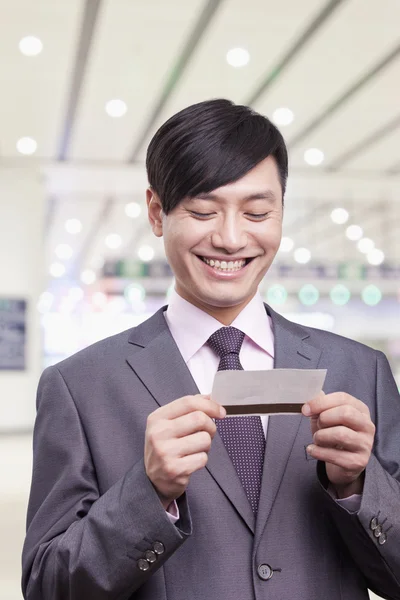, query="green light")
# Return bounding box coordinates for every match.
[362,285,382,306]
[330,284,351,306]
[298,284,319,306]
[124,283,145,305]
[266,284,288,305]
